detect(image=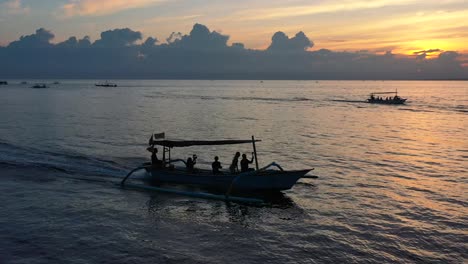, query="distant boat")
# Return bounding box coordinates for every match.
[53,81,60,84]
[0,81,8,85]
[31,83,48,89]
[21,81,28,84]
[95,81,117,87]
[367,91,407,105]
